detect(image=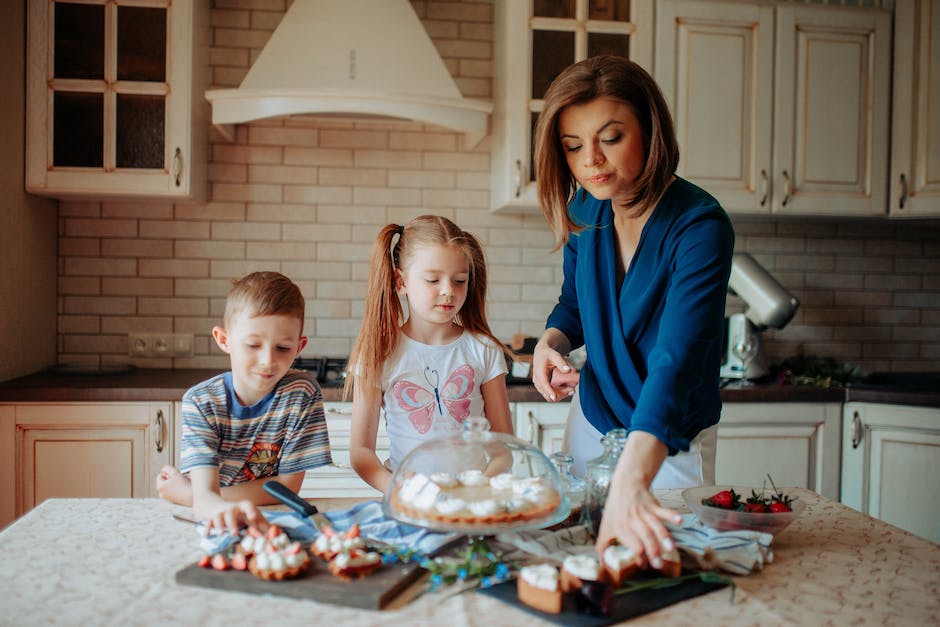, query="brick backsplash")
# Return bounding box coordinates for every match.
[55,0,940,376]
